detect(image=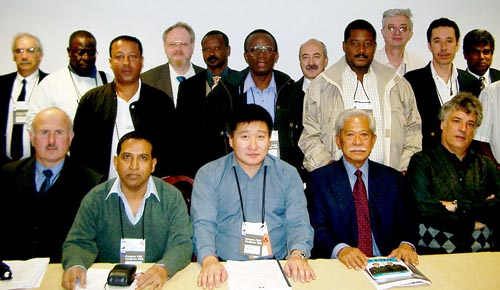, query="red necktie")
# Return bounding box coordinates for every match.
[353,170,373,256]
